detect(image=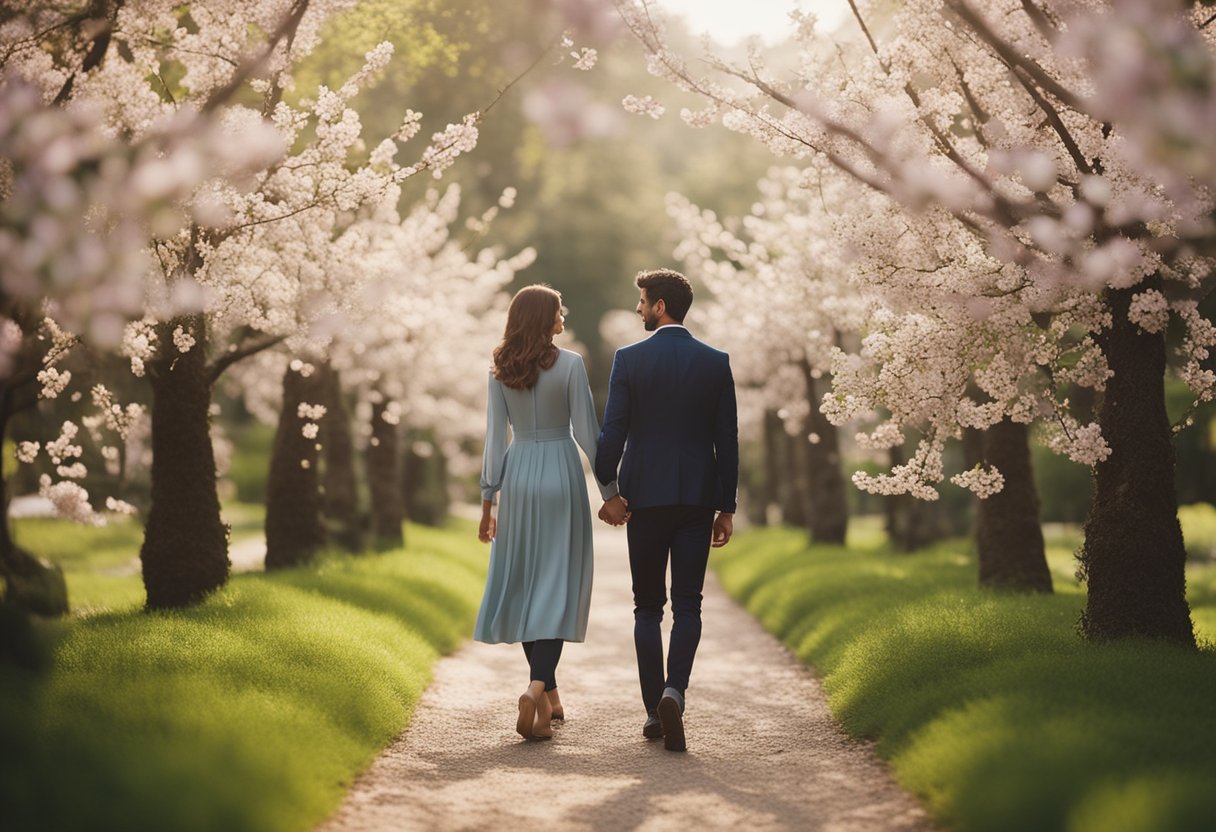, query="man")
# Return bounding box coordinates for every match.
[596,268,738,753]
